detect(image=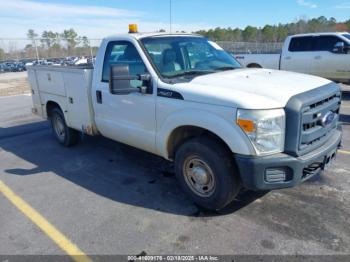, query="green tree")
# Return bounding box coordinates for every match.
[262,25,275,42]
[61,29,79,55]
[27,29,38,46]
[231,28,242,41]
[81,36,89,48]
[41,31,59,48]
[242,26,258,42]
[276,24,288,42]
